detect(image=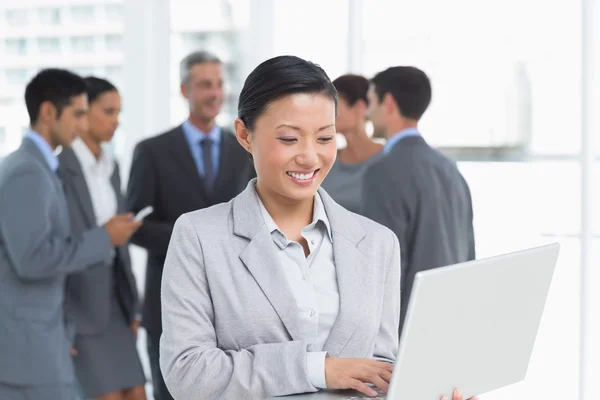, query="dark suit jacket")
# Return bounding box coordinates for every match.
[59,147,139,336]
[126,124,255,334]
[361,136,475,334]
